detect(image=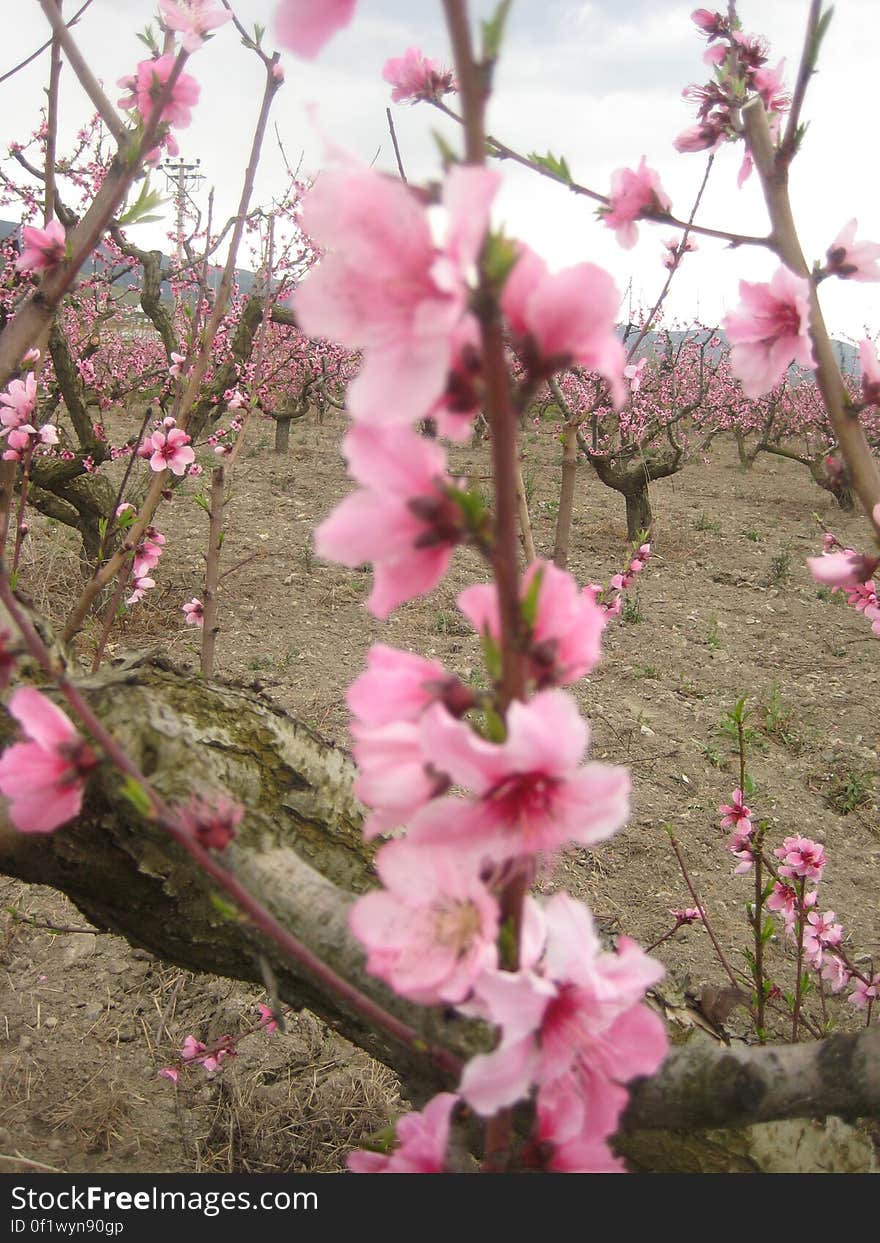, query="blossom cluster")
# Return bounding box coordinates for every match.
[676,8,790,173]
[271,41,665,1178]
[719,792,875,1014]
